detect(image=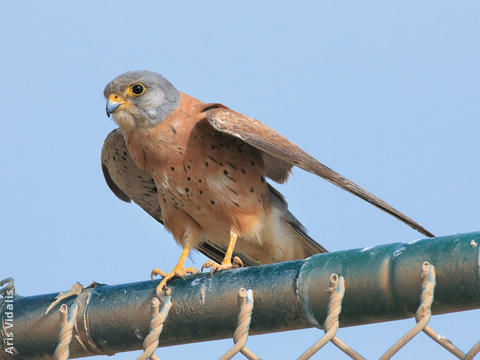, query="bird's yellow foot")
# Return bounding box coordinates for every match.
[201,256,244,274]
[151,266,199,296]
